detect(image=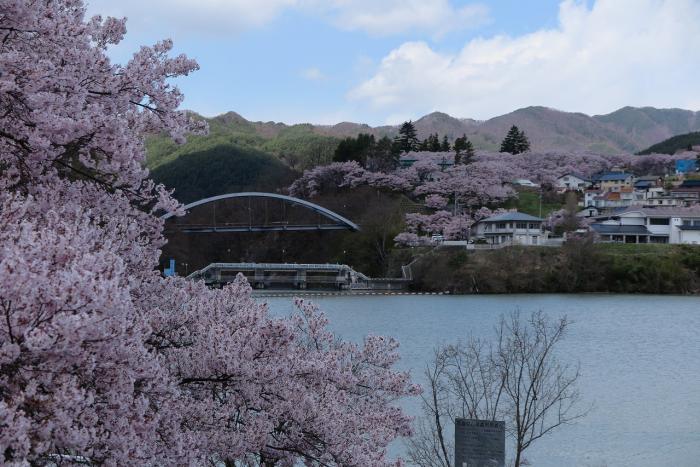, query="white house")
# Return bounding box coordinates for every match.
[642,194,685,208]
[513,178,540,188]
[473,212,547,245]
[590,188,636,209]
[577,206,600,218]
[590,207,700,244]
[555,173,590,191]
